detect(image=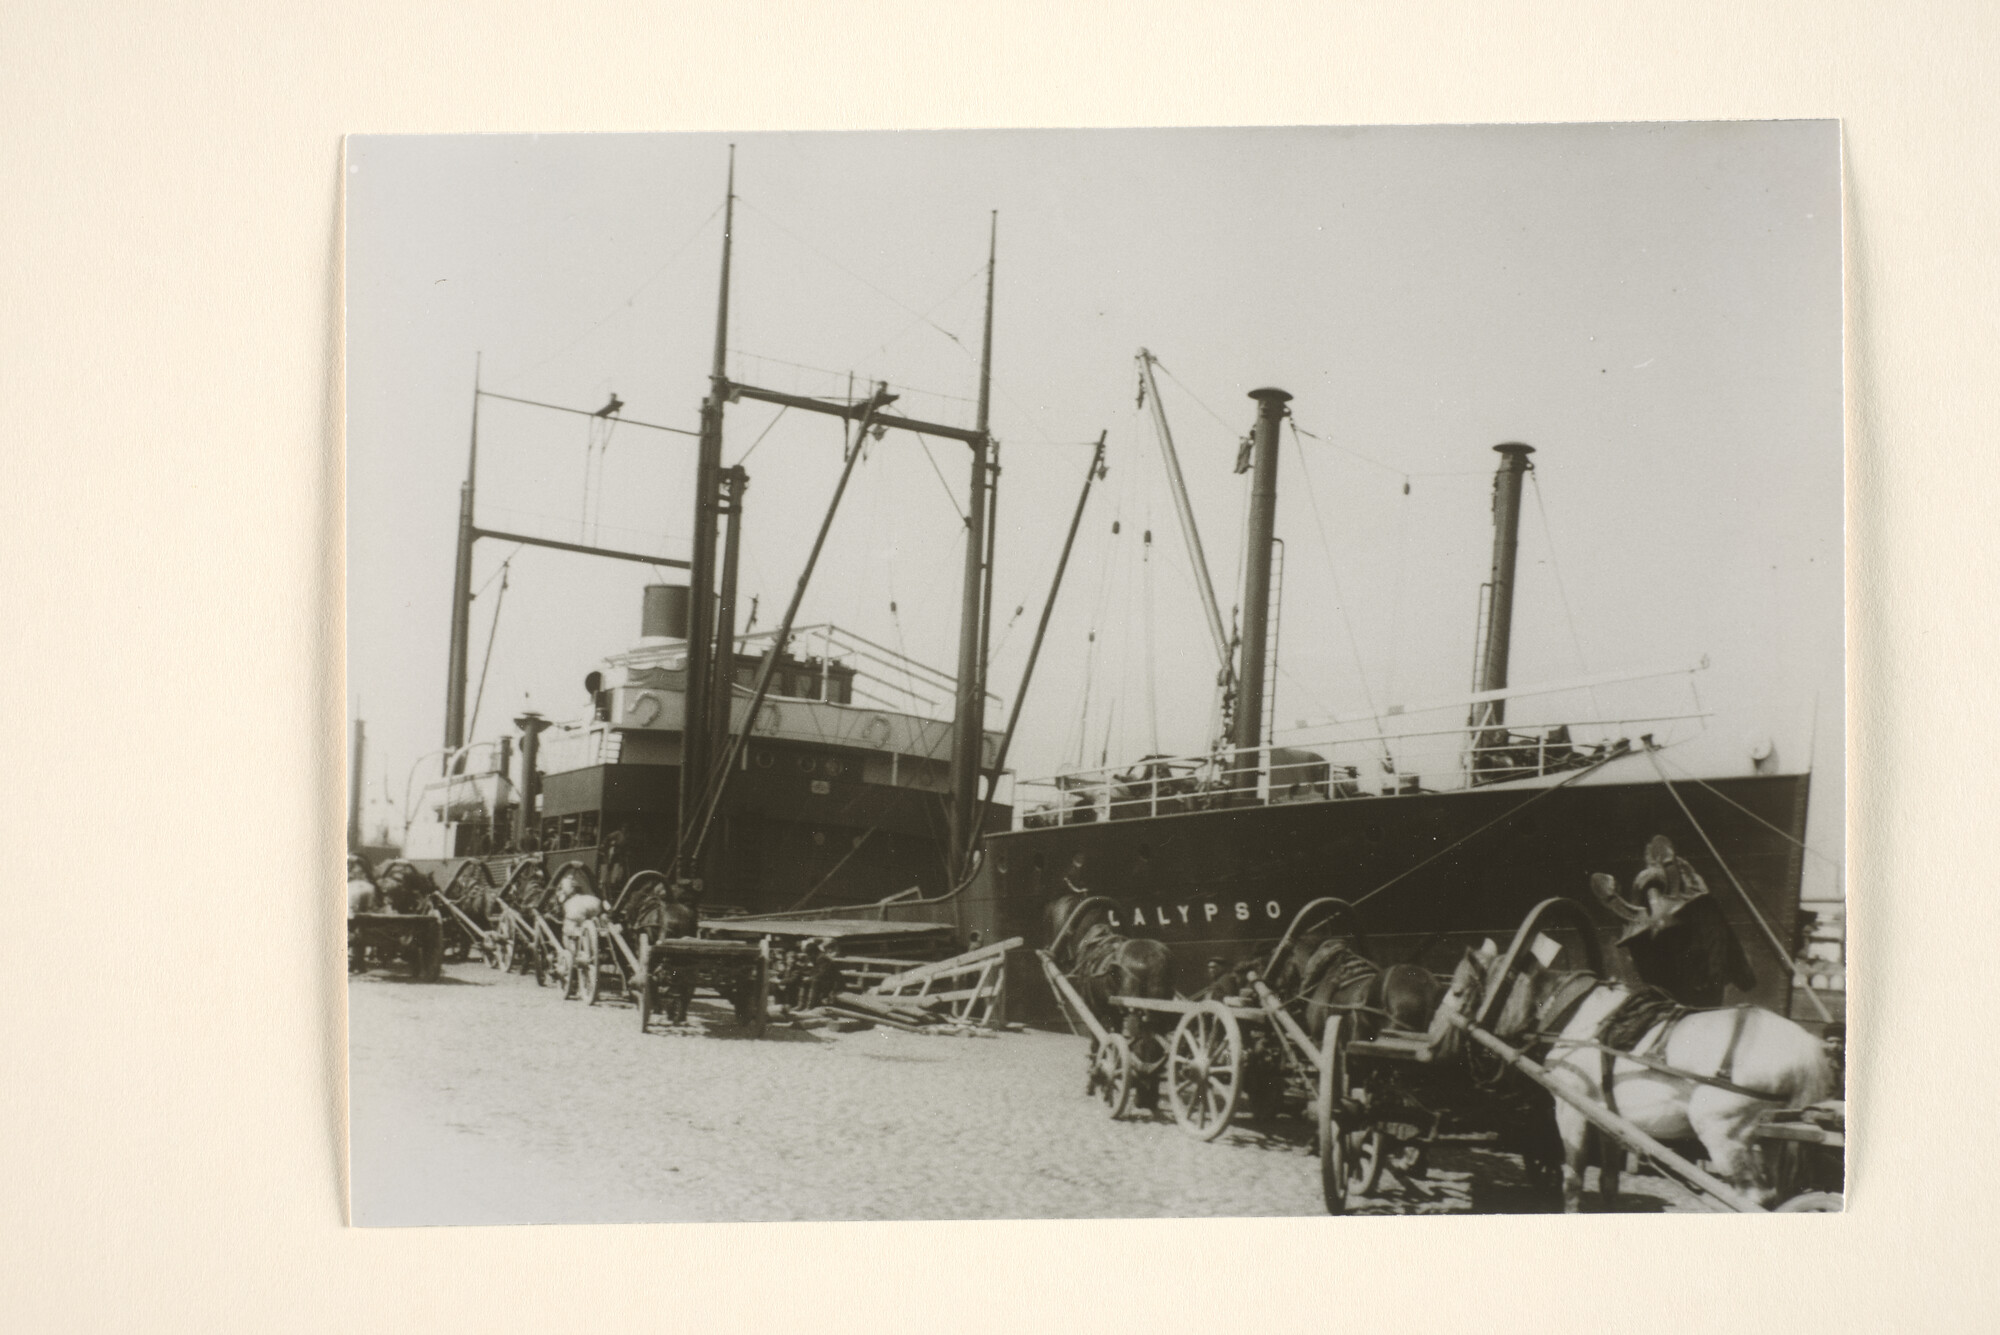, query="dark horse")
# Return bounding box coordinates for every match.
[615,870,701,1023]
[374,860,436,915]
[1273,926,1441,1043]
[1044,888,1178,1105]
[1254,905,1441,1126]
